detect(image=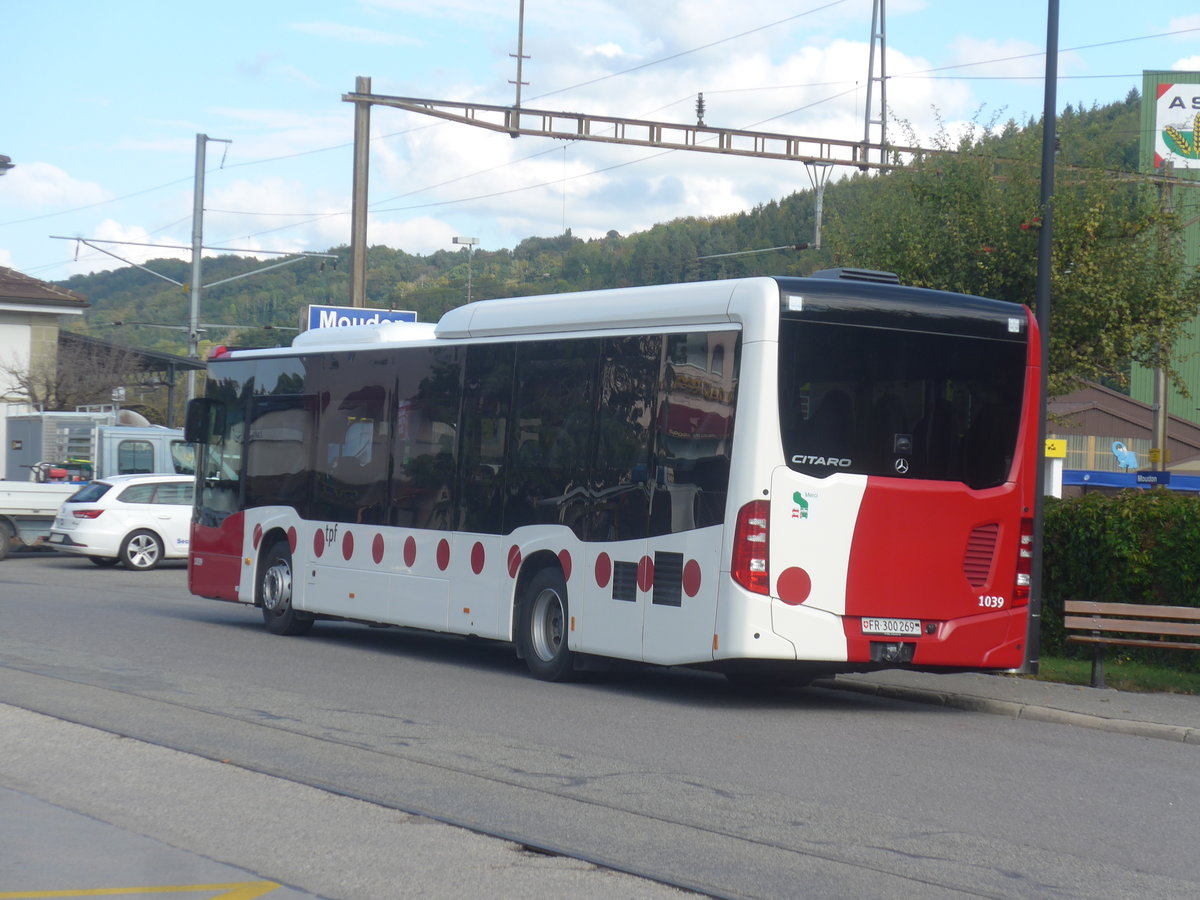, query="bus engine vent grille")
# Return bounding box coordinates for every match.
[652,551,683,607]
[963,523,1000,587]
